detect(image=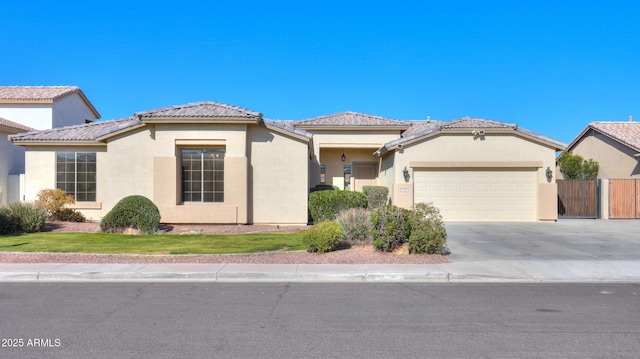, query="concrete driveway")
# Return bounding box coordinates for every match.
[446,219,640,262]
